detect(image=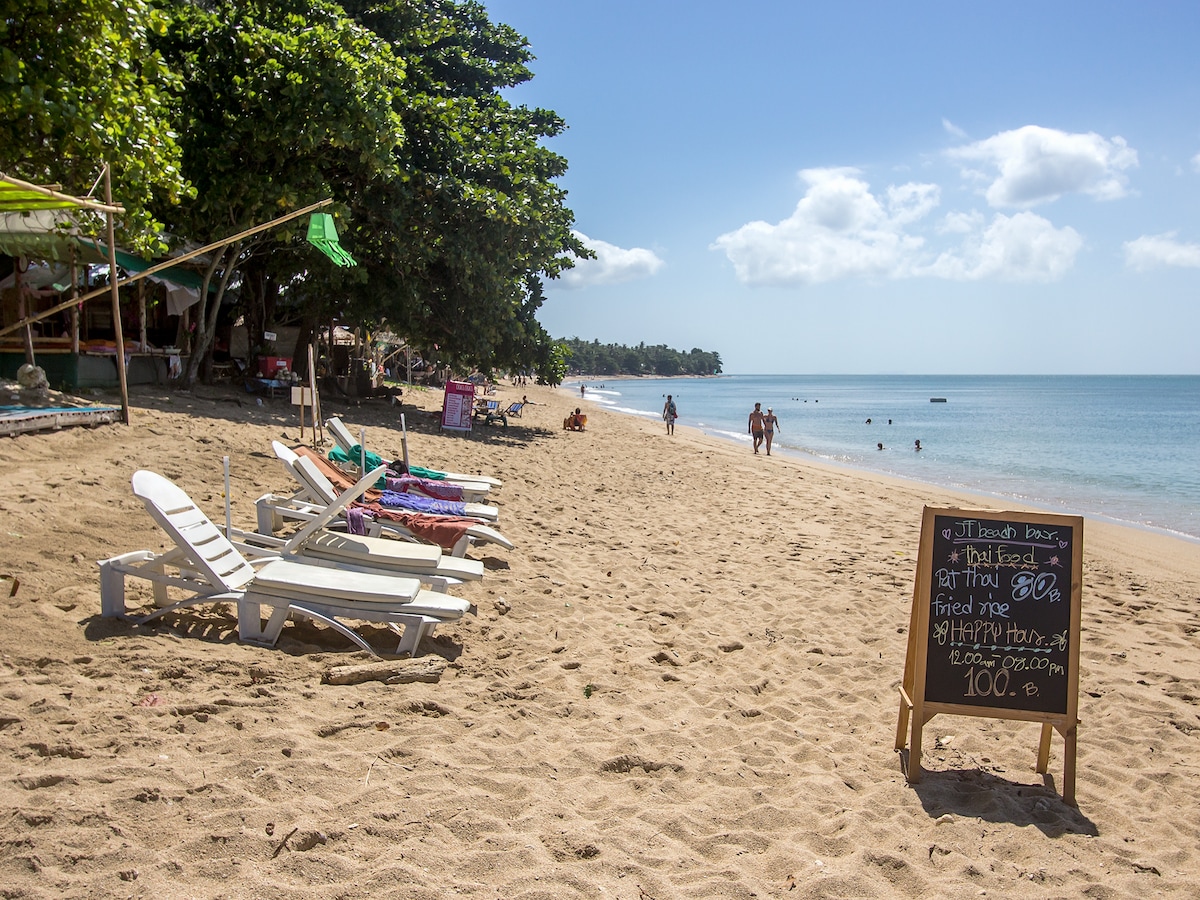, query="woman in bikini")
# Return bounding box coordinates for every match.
[762,407,780,456]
